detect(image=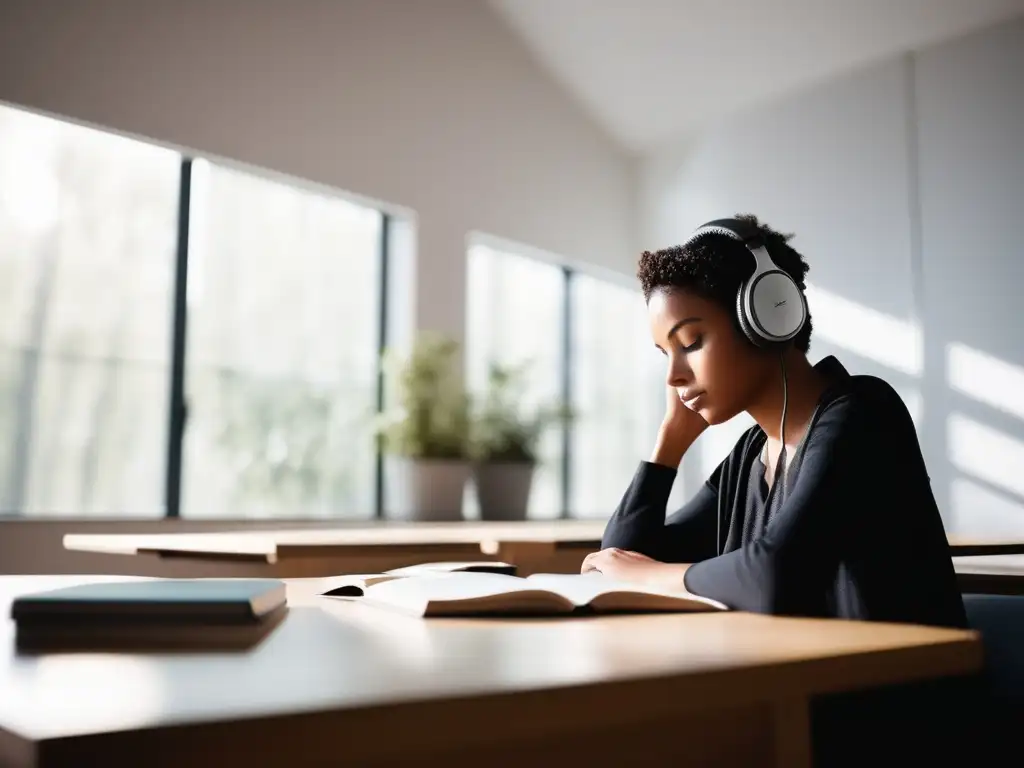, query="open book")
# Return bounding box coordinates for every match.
[315,561,518,594]
[322,570,728,617]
